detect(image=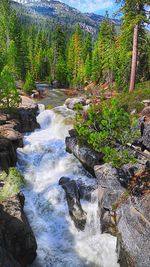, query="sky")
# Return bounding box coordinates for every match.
[60,0,120,17]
